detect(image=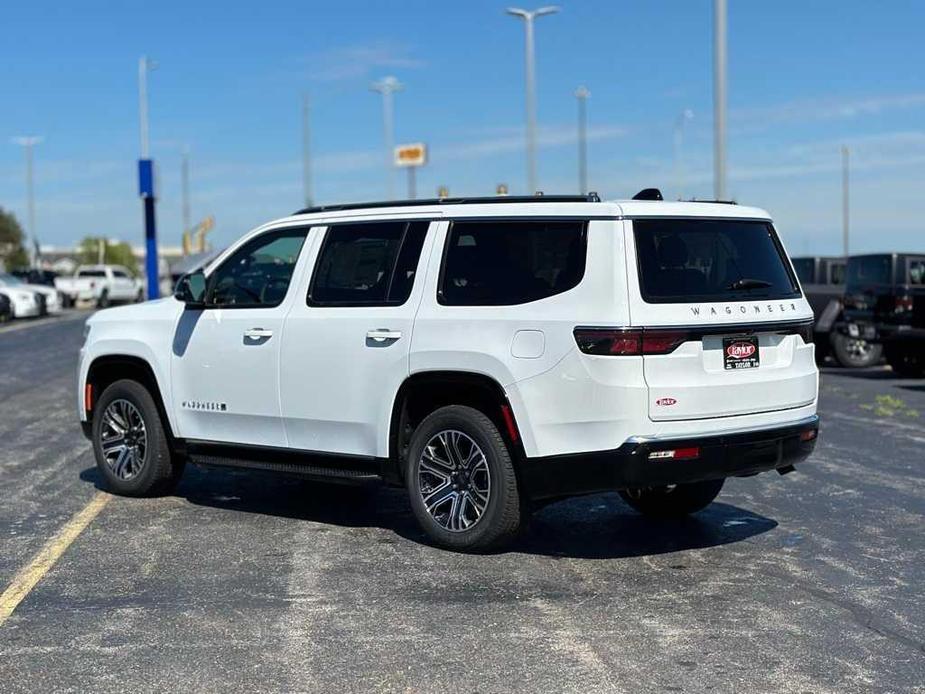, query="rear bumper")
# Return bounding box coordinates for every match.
[522,415,819,501]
